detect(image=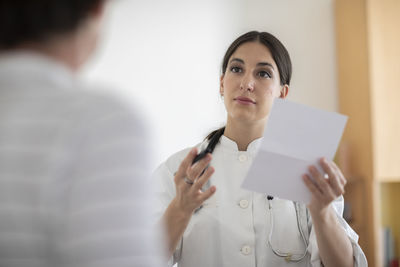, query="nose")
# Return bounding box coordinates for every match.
[240,73,255,92]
